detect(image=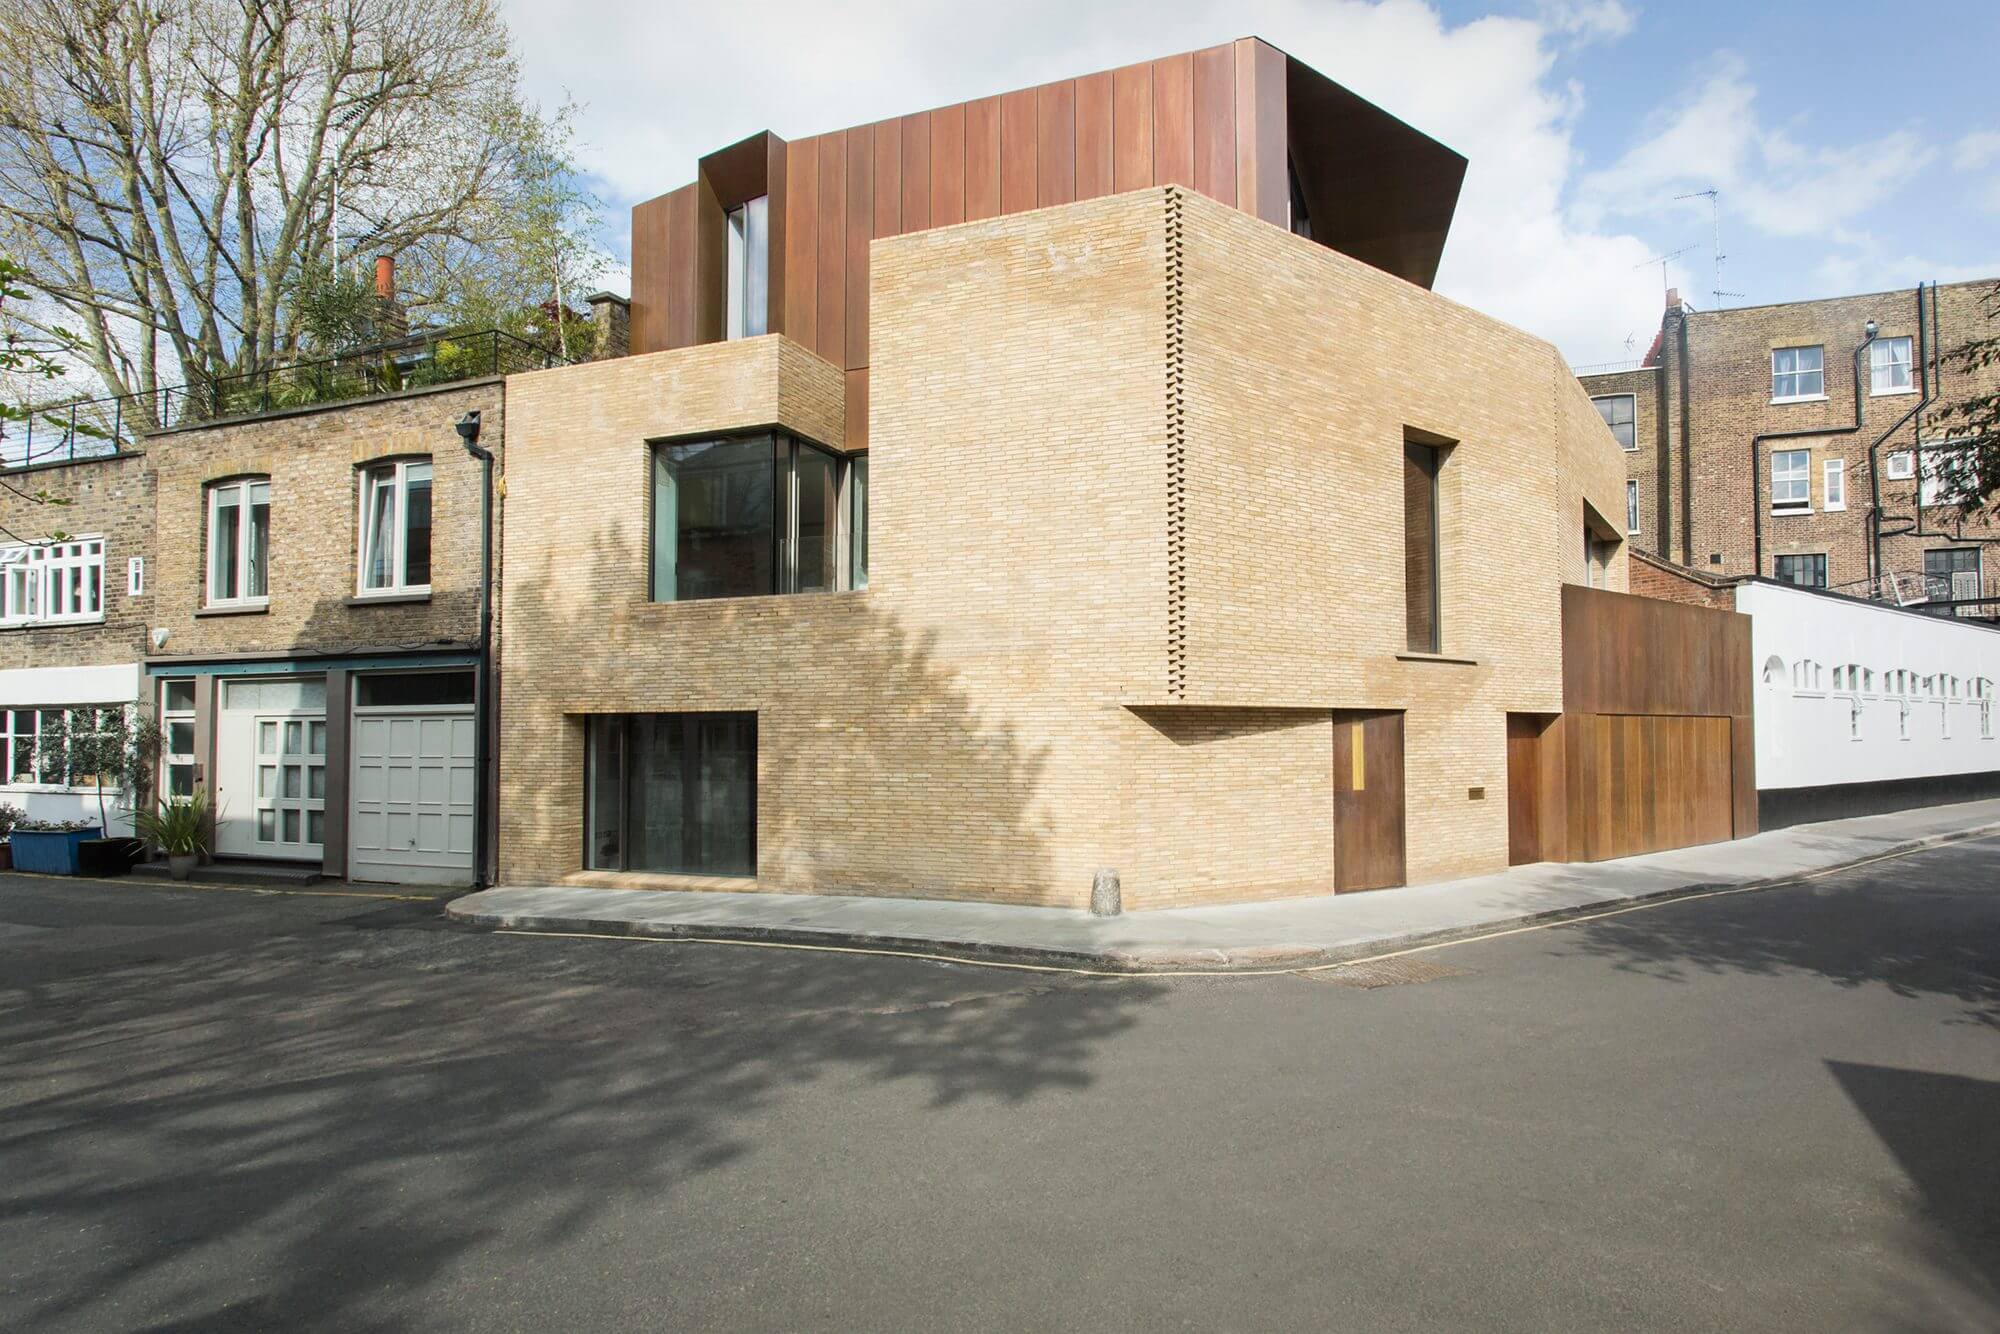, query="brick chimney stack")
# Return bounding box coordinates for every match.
[373,254,407,341]
[1665,286,1681,312]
